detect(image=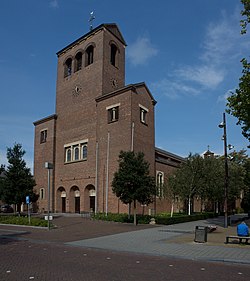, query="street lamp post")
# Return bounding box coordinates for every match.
[219,113,229,228]
[45,162,53,230]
